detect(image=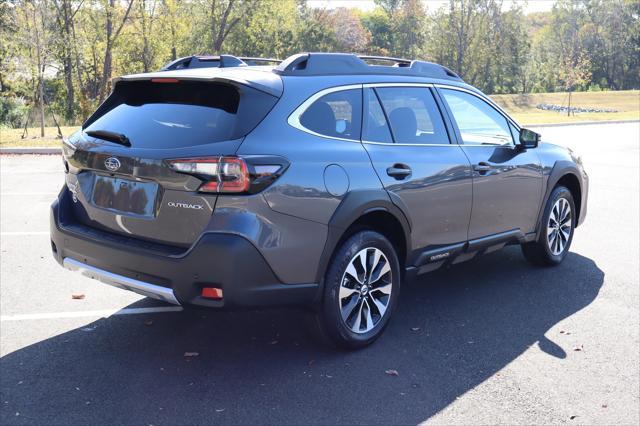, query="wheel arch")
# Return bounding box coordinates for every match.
[314,190,412,291]
[536,161,584,238]
[556,173,582,221]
